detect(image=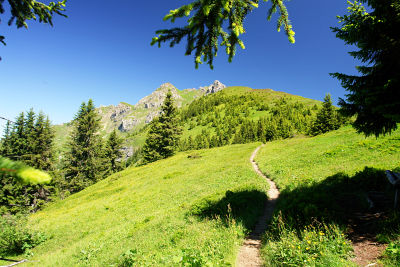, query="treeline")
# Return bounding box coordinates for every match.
[0,100,124,214]
[178,93,345,151]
